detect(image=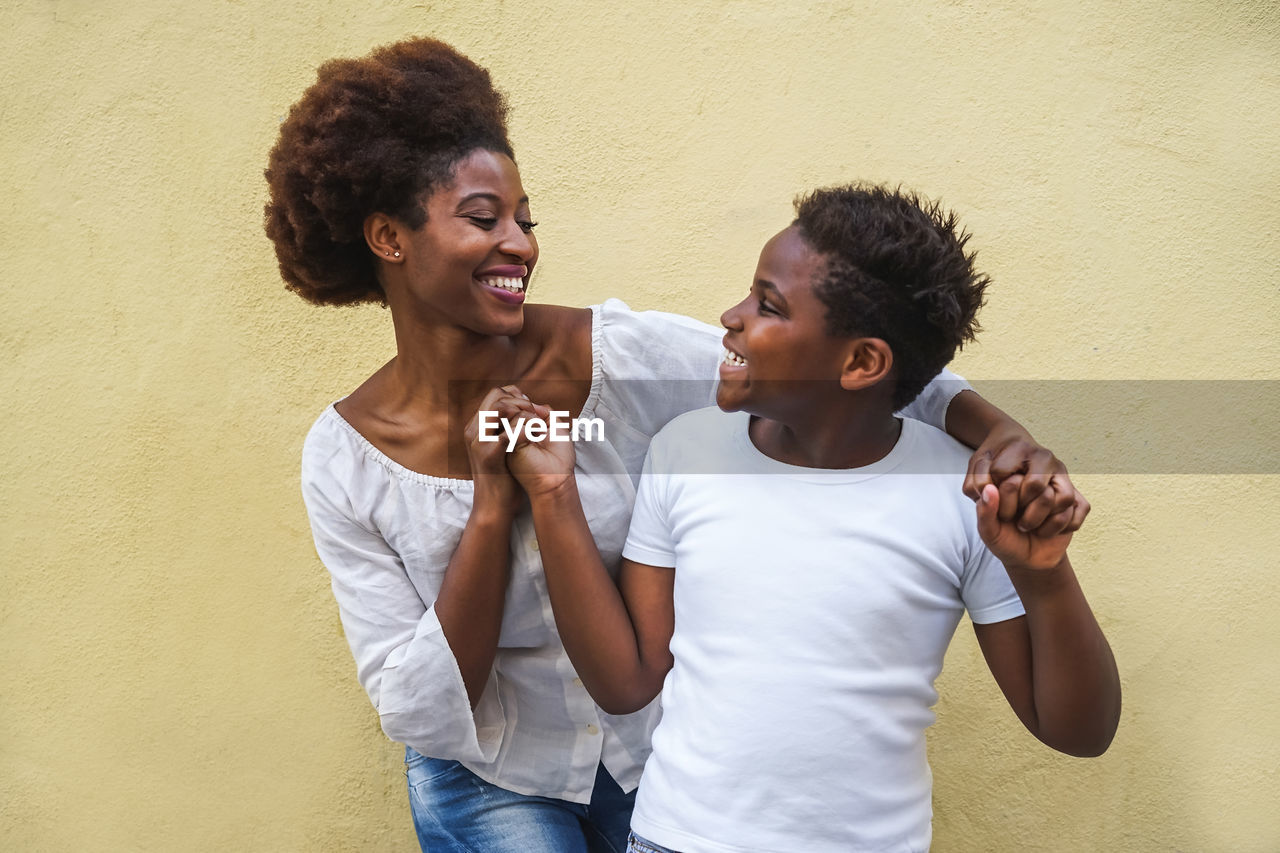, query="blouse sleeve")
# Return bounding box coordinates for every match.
[895,367,972,430]
[301,422,504,762]
[595,298,722,437]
